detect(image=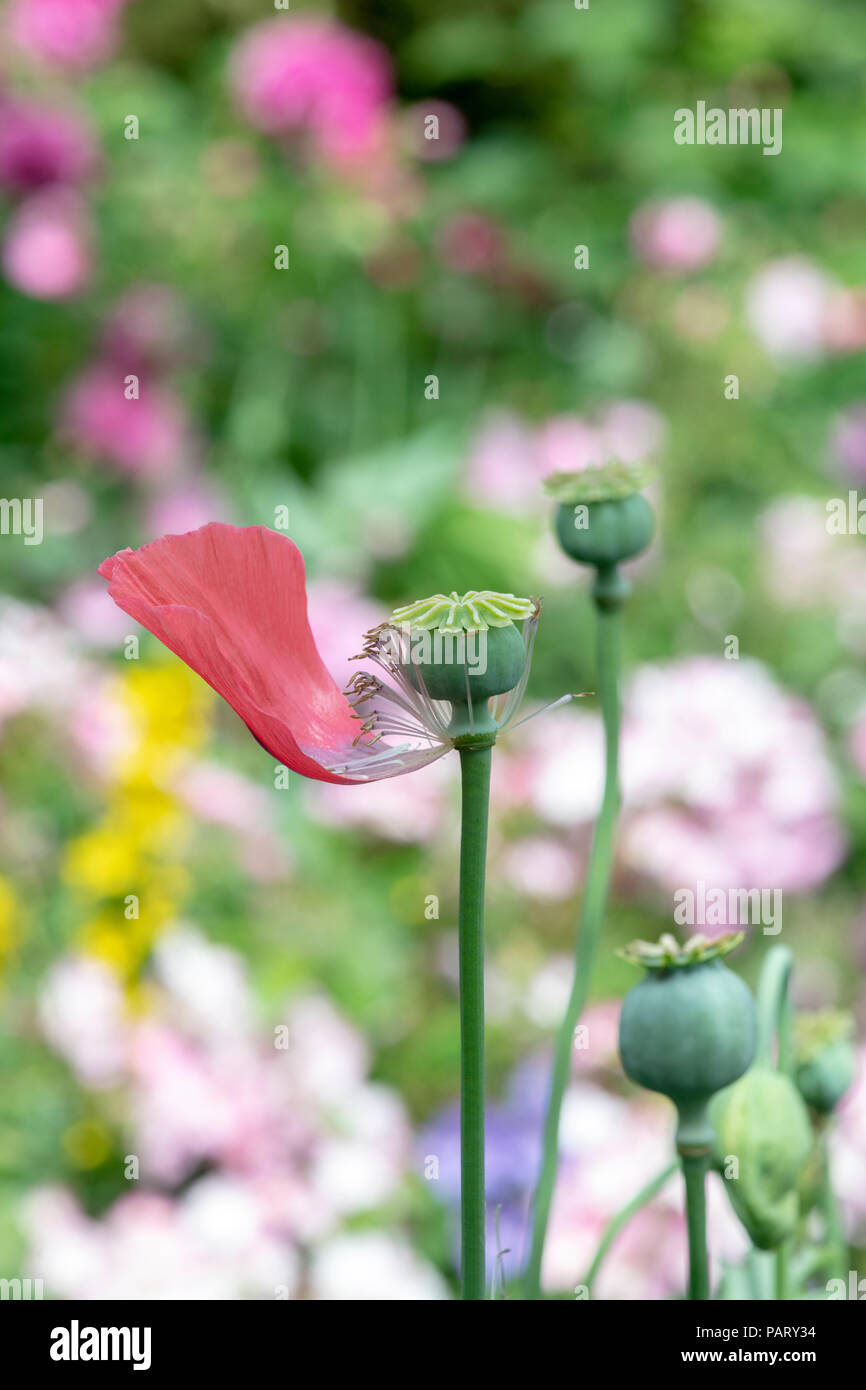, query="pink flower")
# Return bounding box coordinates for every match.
[60,366,192,477]
[0,97,99,192]
[464,403,665,512]
[59,578,133,648]
[463,411,537,508]
[23,1180,299,1300]
[310,1232,449,1300]
[2,190,91,300]
[174,761,290,881]
[543,1084,748,1297]
[38,955,127,1088]
[5,0,126,70]
[629,197,722,272]
[502,836,580,901]
[831,1046,866,1241]
[308,754,454,843]
[435,212,507,274]
[403,101,467,163]
[746,257,833,362]
[304,582,386,690]
[850,714,866,781]
[760,495,866,614]
[230,18,392,163]
[824,288,866,355]
[101,284,203,373]
[517,657,845,910]
[145,478,229,538]
[830,403,866,482]
[98,524,459,784]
